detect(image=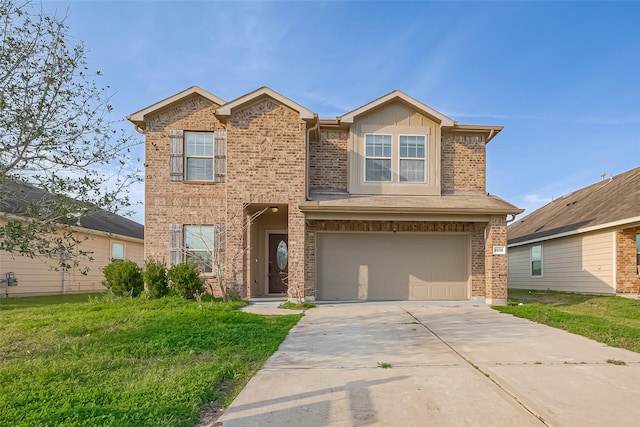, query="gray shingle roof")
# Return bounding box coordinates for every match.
[302,190,523,215]
[0,180,143,240]
[508,167,640,245]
